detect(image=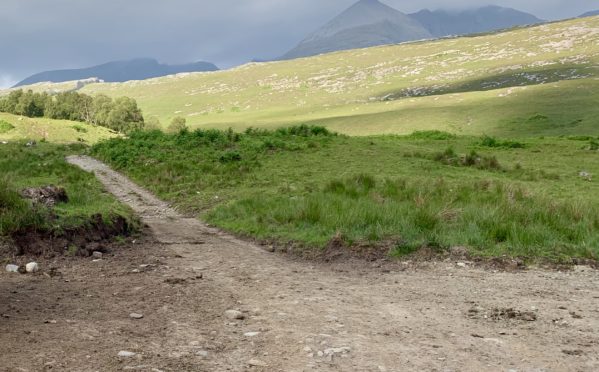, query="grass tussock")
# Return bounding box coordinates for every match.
[434,147,502,171]
[480,135,526,149]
